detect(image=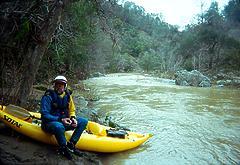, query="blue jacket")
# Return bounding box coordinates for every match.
[41,89,75,124]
